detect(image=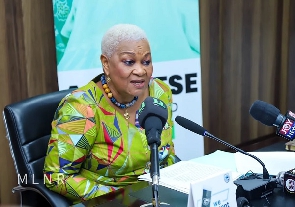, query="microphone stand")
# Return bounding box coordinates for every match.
[150,143,160,207]
[204,131,270,180]
[175,115,276,203]
[137,97,168,207]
